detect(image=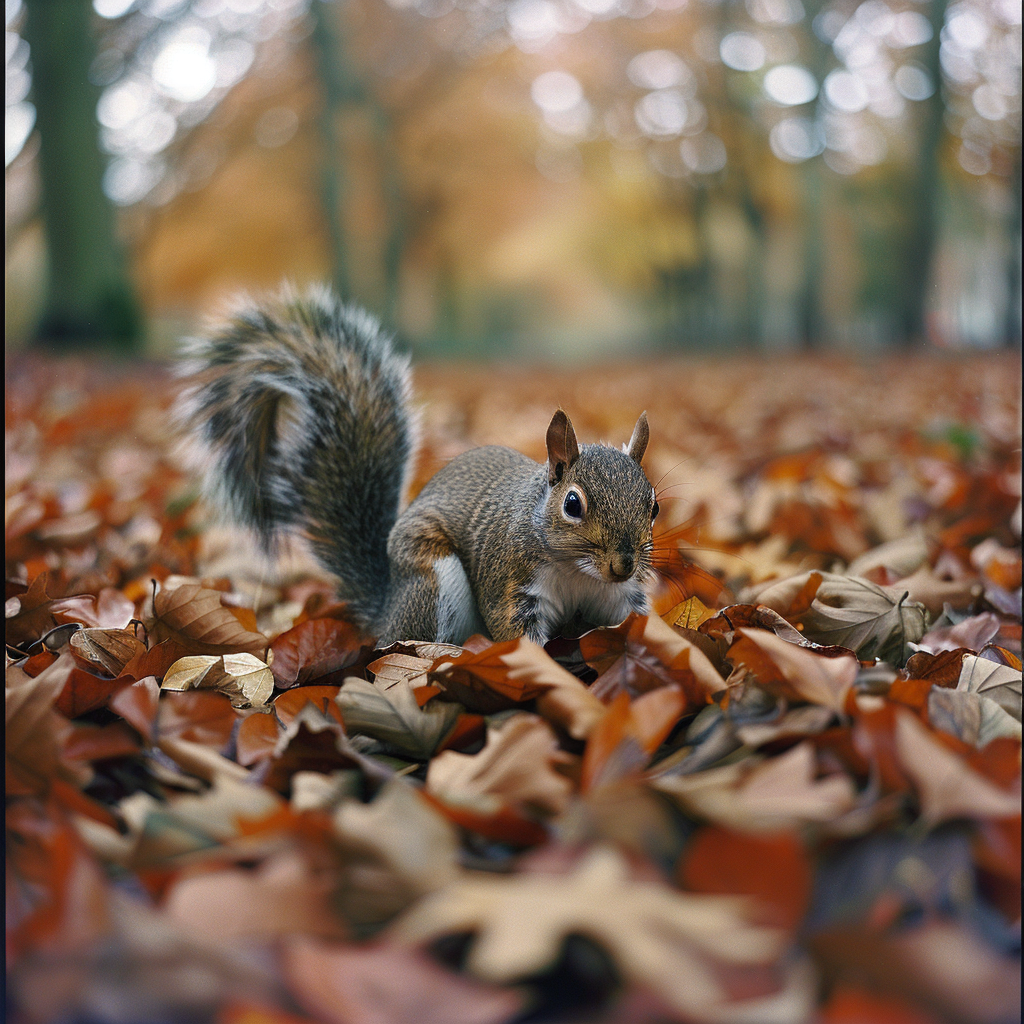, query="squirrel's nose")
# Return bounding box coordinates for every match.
[610,551,635,580]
